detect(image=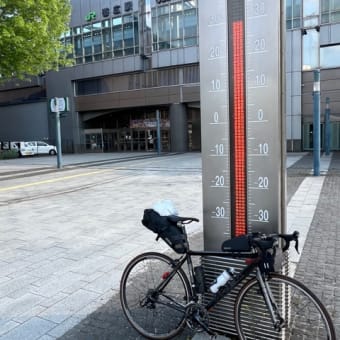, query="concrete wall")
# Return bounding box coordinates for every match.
[0,101,49,141]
